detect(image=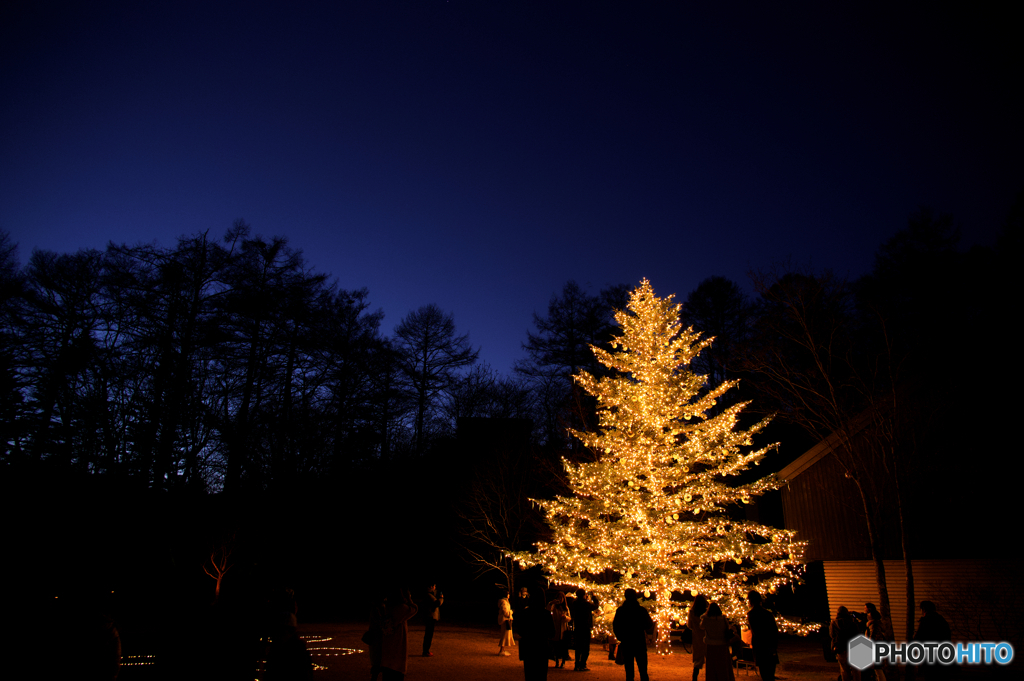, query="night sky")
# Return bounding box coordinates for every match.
[3,2,1020,374]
